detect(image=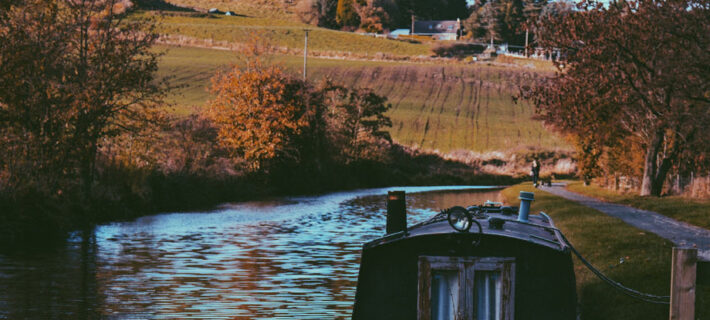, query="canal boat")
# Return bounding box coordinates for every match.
[352,191,576,320]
